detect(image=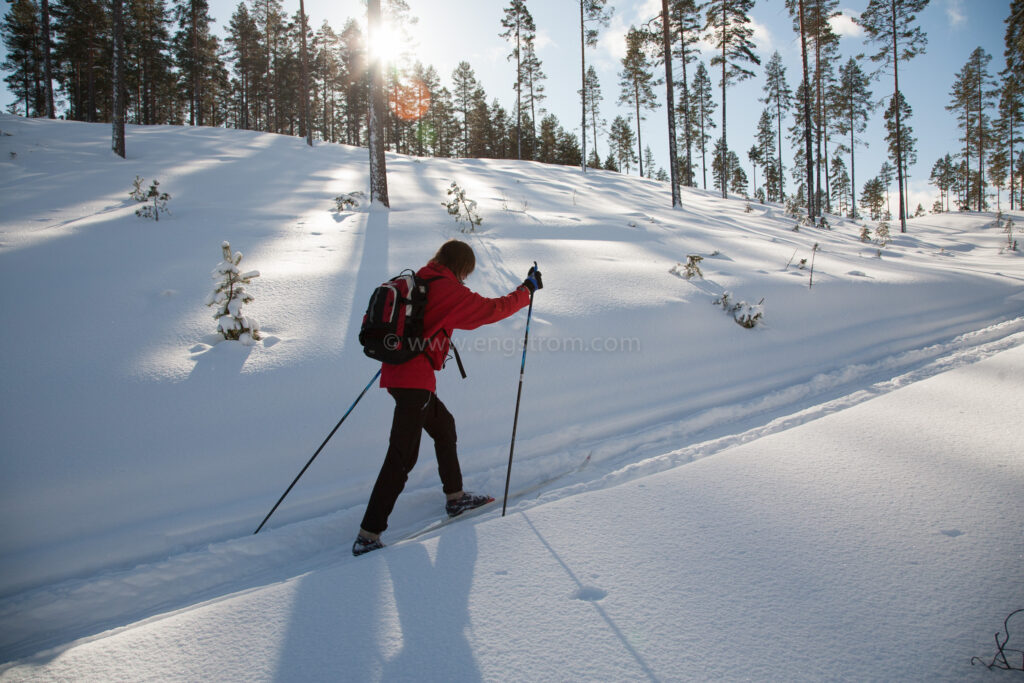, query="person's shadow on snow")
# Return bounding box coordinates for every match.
[383,528,482,681]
